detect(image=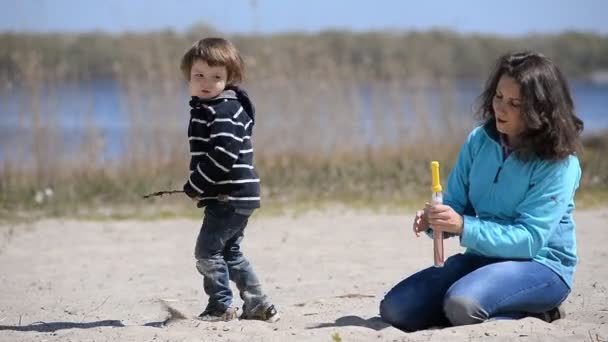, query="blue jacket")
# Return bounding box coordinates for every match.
[444,122,581,288]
